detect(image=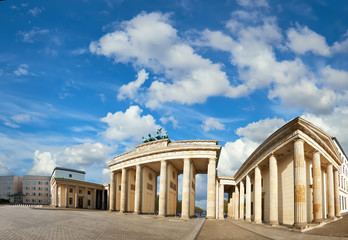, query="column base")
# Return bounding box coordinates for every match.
[253,219,262,224]
[328,216,335,220]
[293,222,308,229]
[313,218,323,224]
[269,221,278,226]
[245,218,251,222]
